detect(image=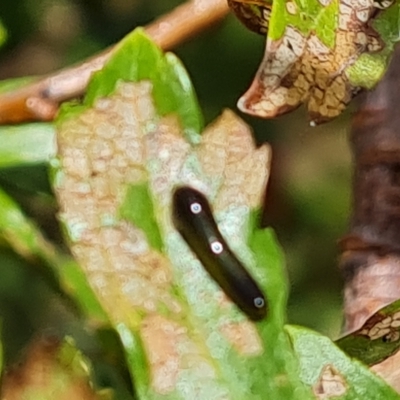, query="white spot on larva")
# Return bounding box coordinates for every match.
[318,0,332,6]
[254,297,265,309]
[190,202,202,214]
[211,241,224,254]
